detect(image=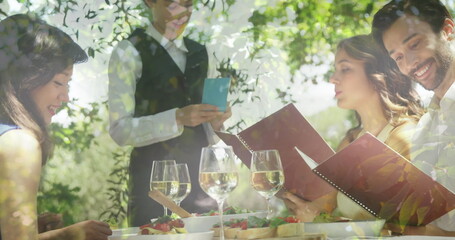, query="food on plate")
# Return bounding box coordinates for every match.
[230,216,275,239]
[236,226,275,239]
[211,215,330,239]
[270,216,306,237]
[212,216,275,239]
[212,218,243,238]
[312,212,351,223]
[139,215,187,235]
